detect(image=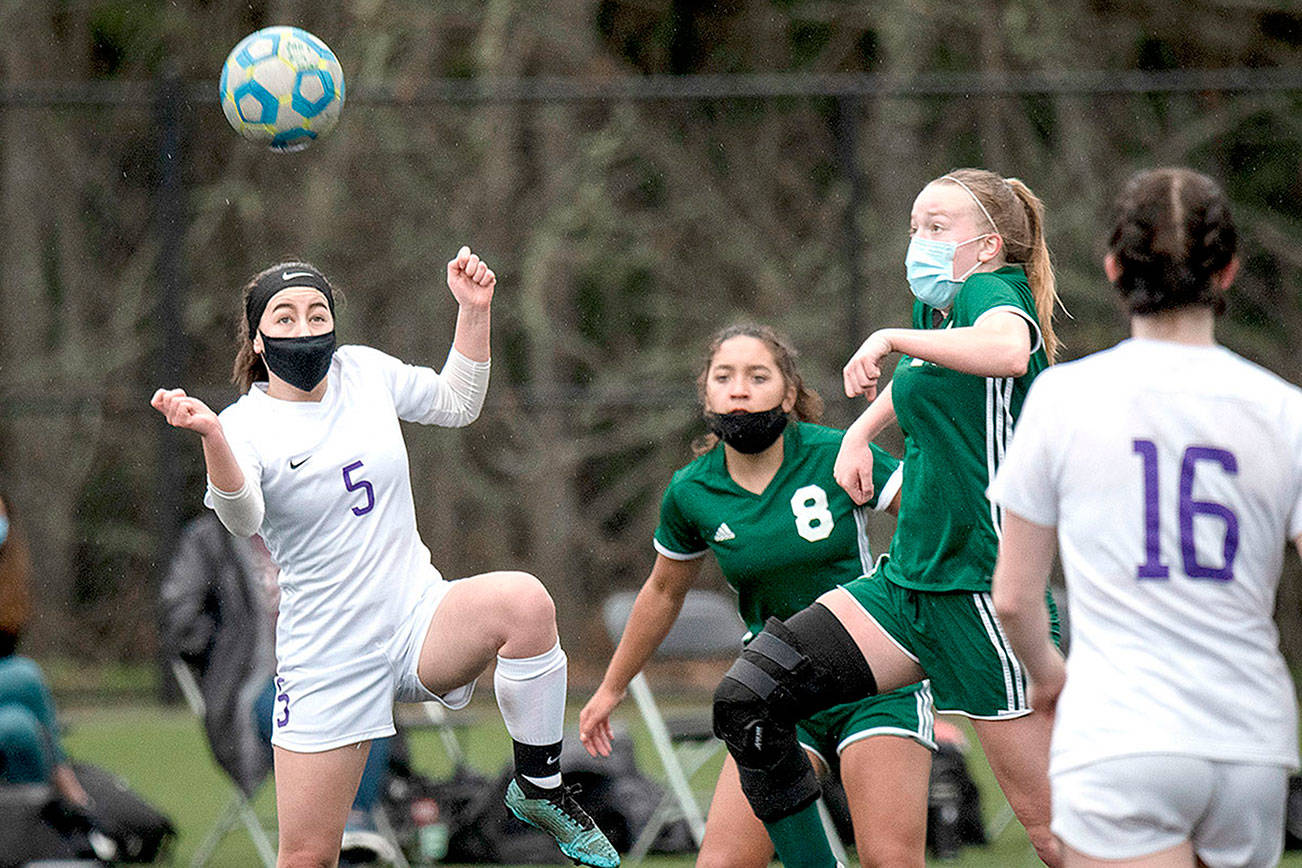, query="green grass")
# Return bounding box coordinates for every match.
[60,699,1302,867]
